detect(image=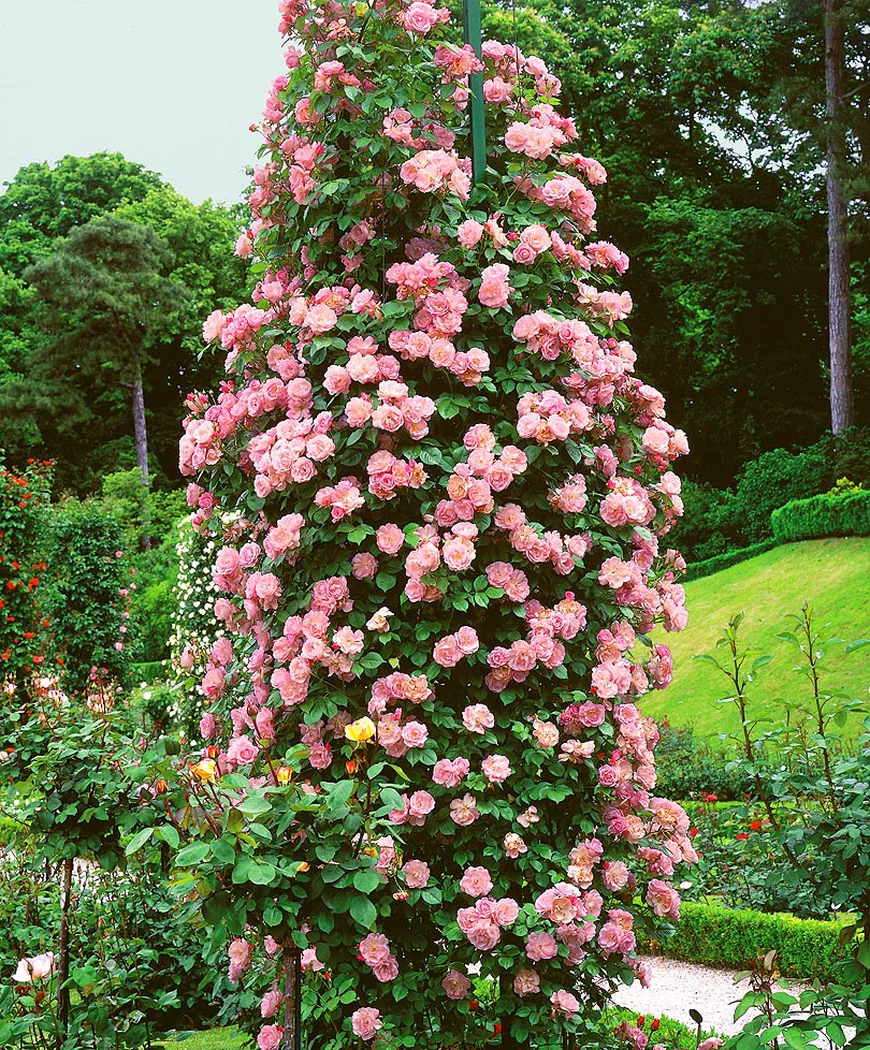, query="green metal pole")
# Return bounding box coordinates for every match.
[463,0,486,184]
